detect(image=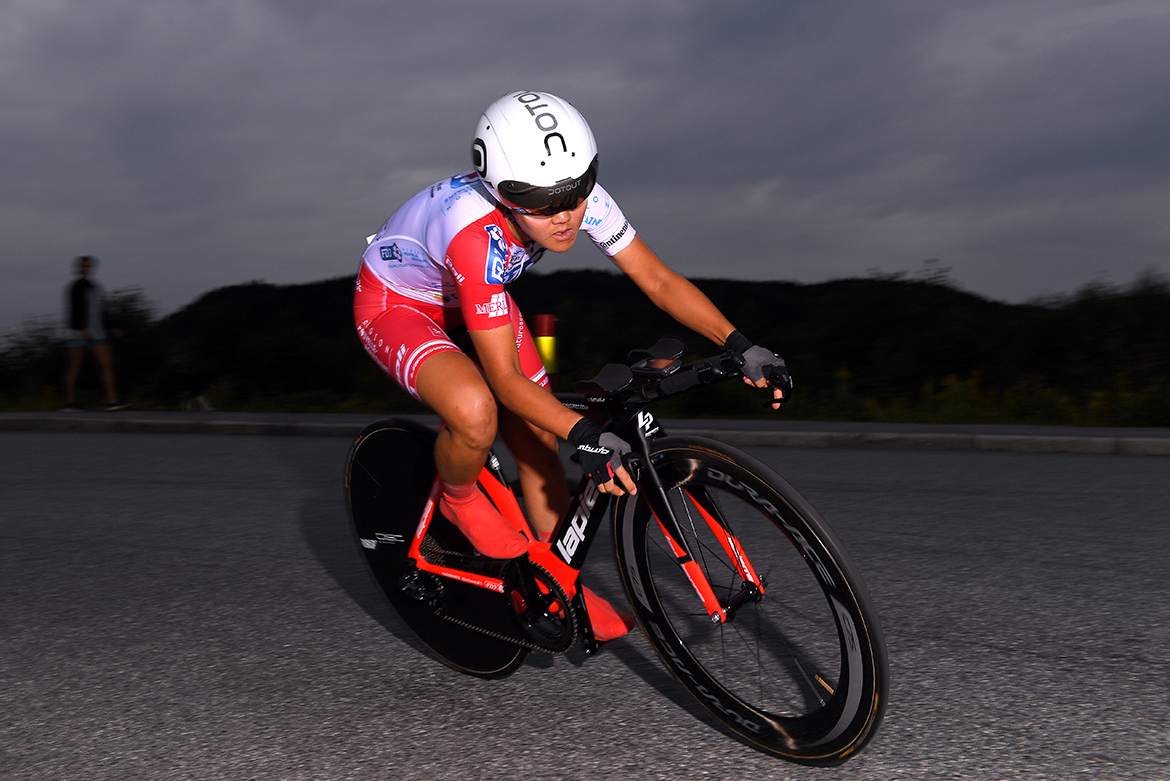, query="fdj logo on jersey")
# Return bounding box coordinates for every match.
[379,243,403,262]
[483,224,511,284]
